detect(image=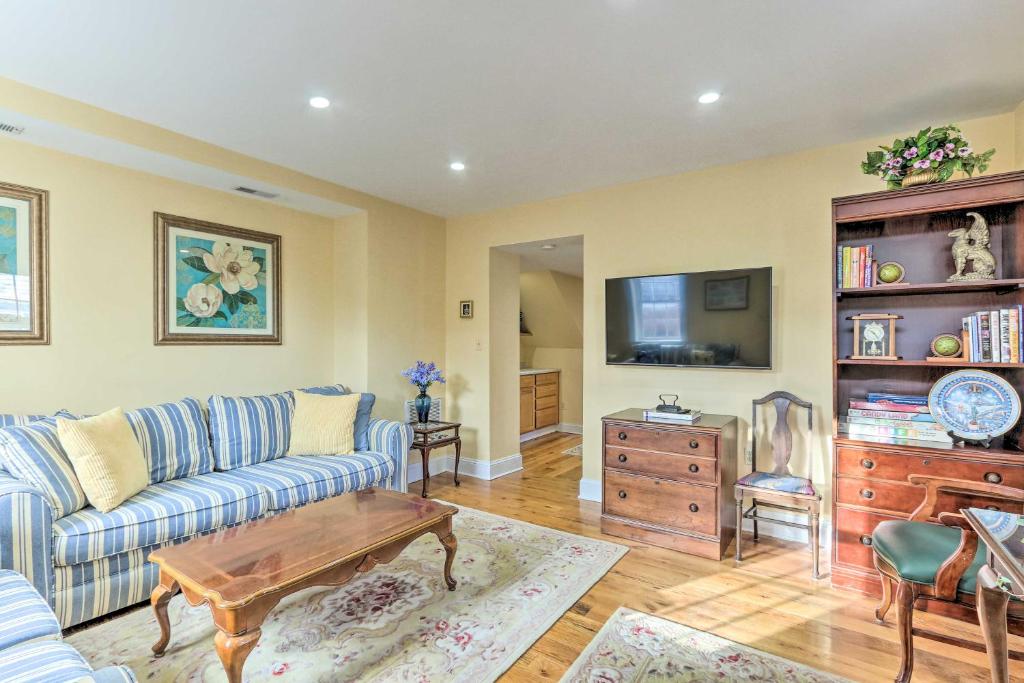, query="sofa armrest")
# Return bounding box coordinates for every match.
[0,470,54,606]
[366,418,412,493]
